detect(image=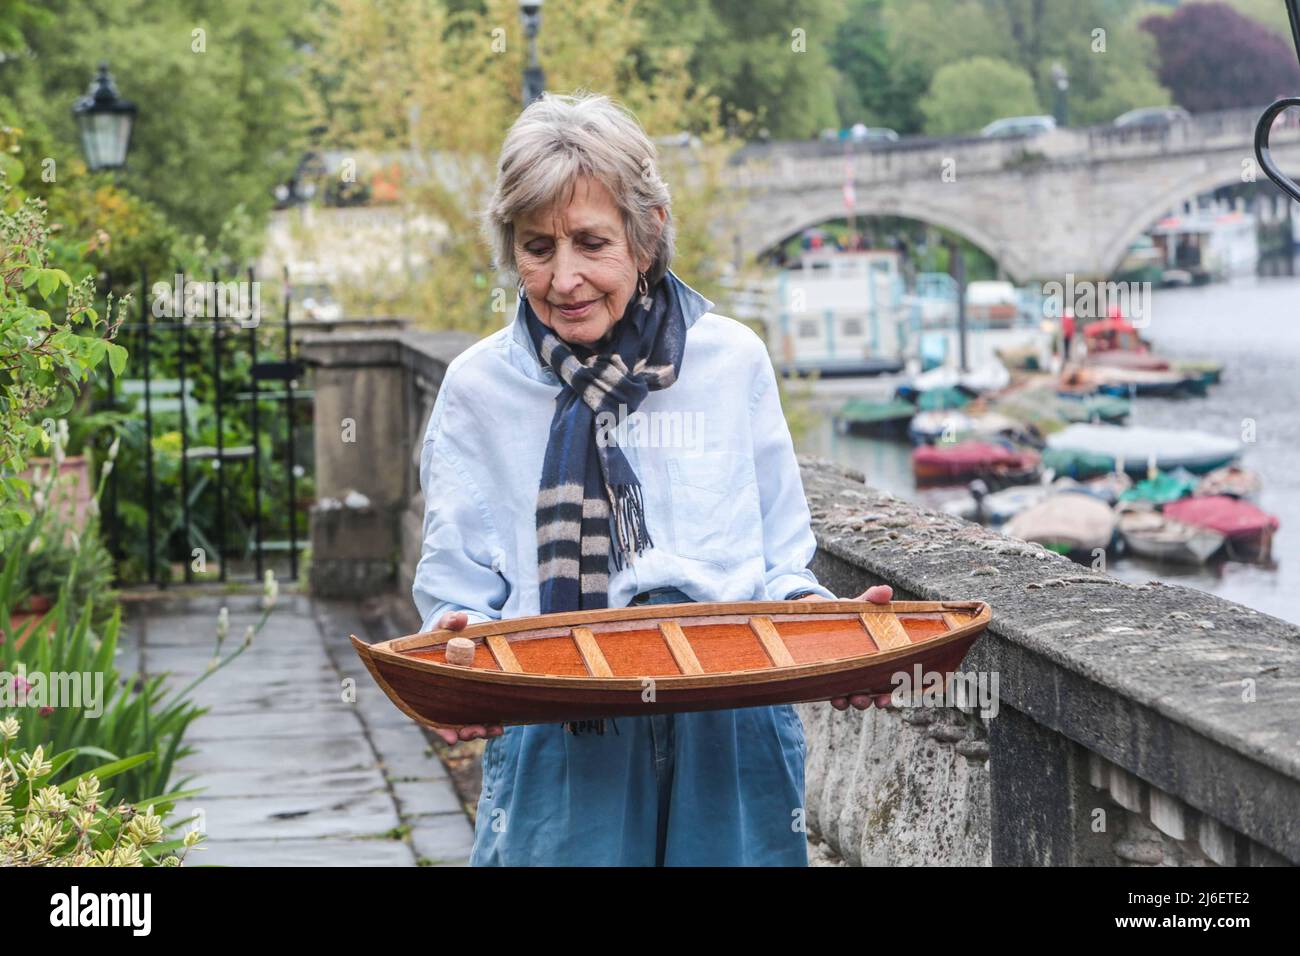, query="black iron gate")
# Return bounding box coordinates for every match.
[102,266,312,586]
